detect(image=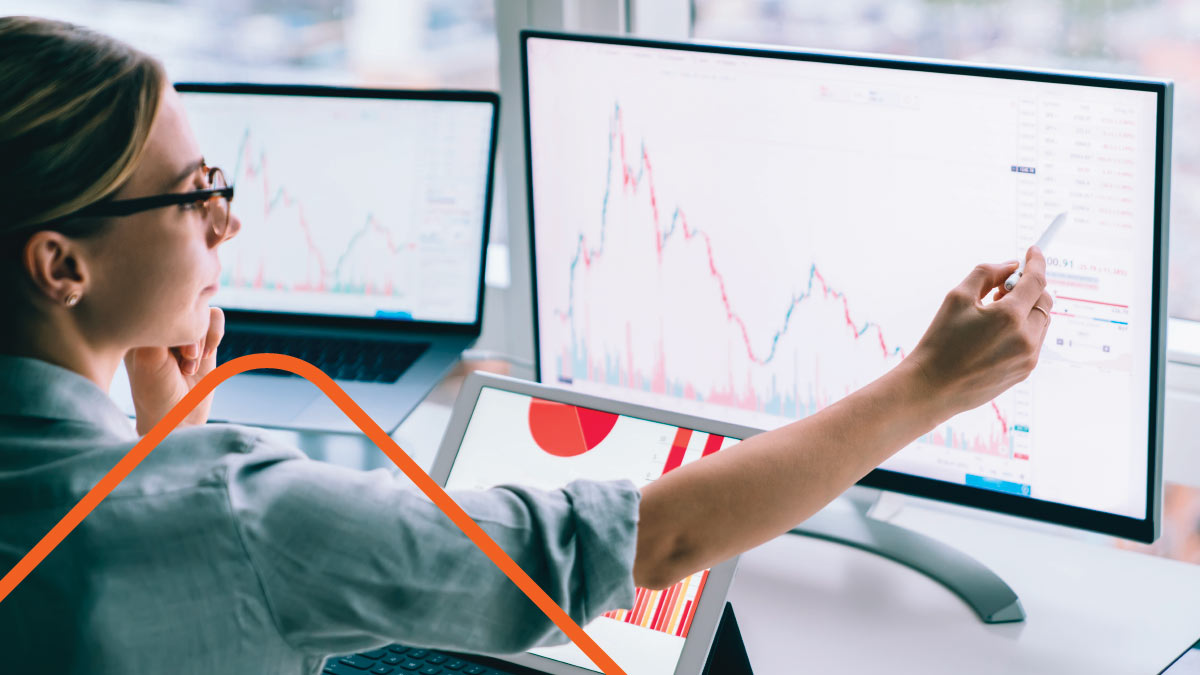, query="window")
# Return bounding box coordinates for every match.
[693,0,1200,322]
[7,0,508,278]
[11,0,498,88]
